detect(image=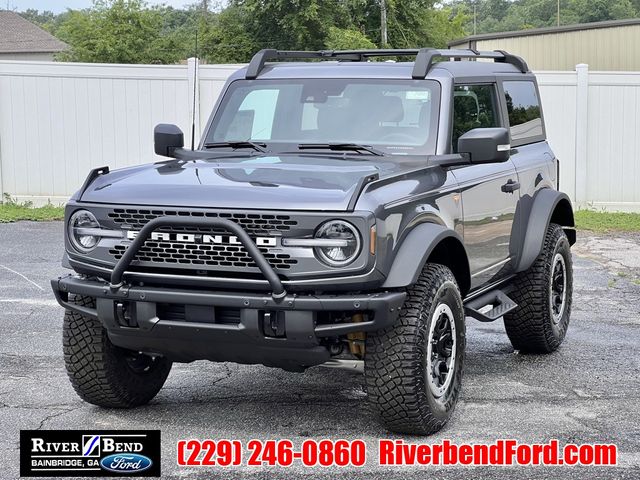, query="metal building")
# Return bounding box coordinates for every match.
[449,19,640,71]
